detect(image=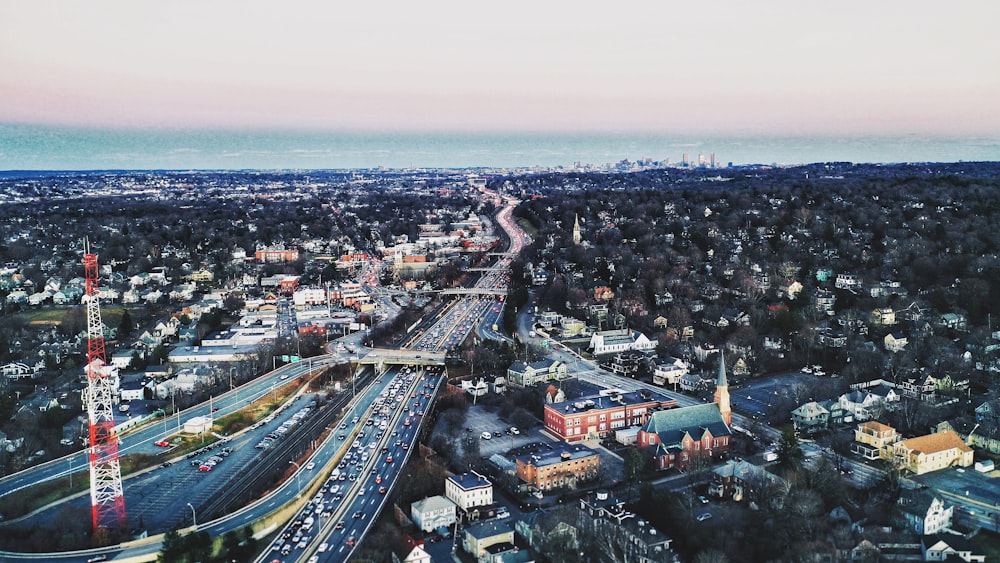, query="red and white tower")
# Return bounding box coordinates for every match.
[83,248,126,531]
